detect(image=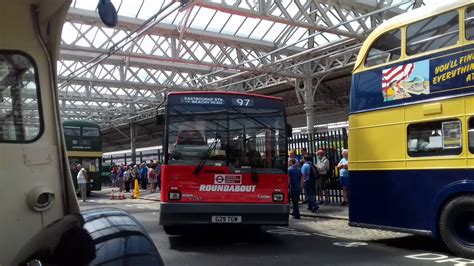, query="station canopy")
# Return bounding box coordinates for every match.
[59,0,432,130]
